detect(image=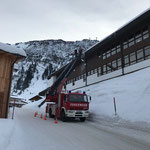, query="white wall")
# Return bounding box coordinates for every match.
[87,70,122,85]
[124,59,150,74]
